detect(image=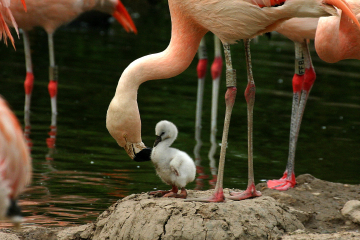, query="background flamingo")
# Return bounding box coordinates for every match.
[0,96,32,225]
[194,35,222,190]
[106,0,358,203]
[7,0,137,149]
[0,0,26,47]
